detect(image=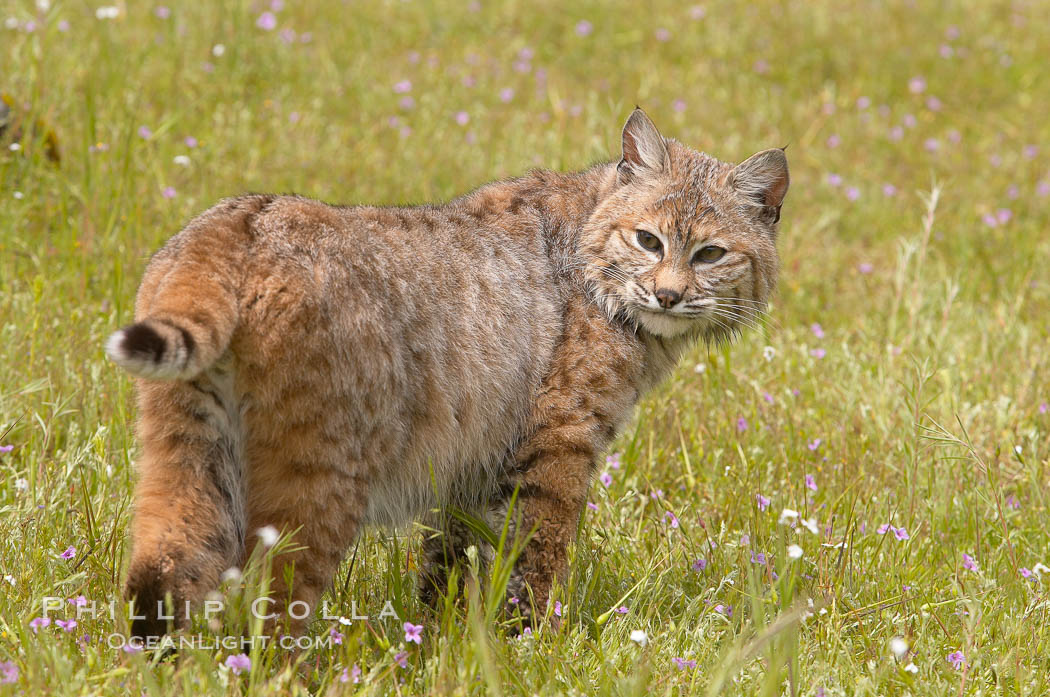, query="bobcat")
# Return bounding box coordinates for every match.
[106,109,788,638]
